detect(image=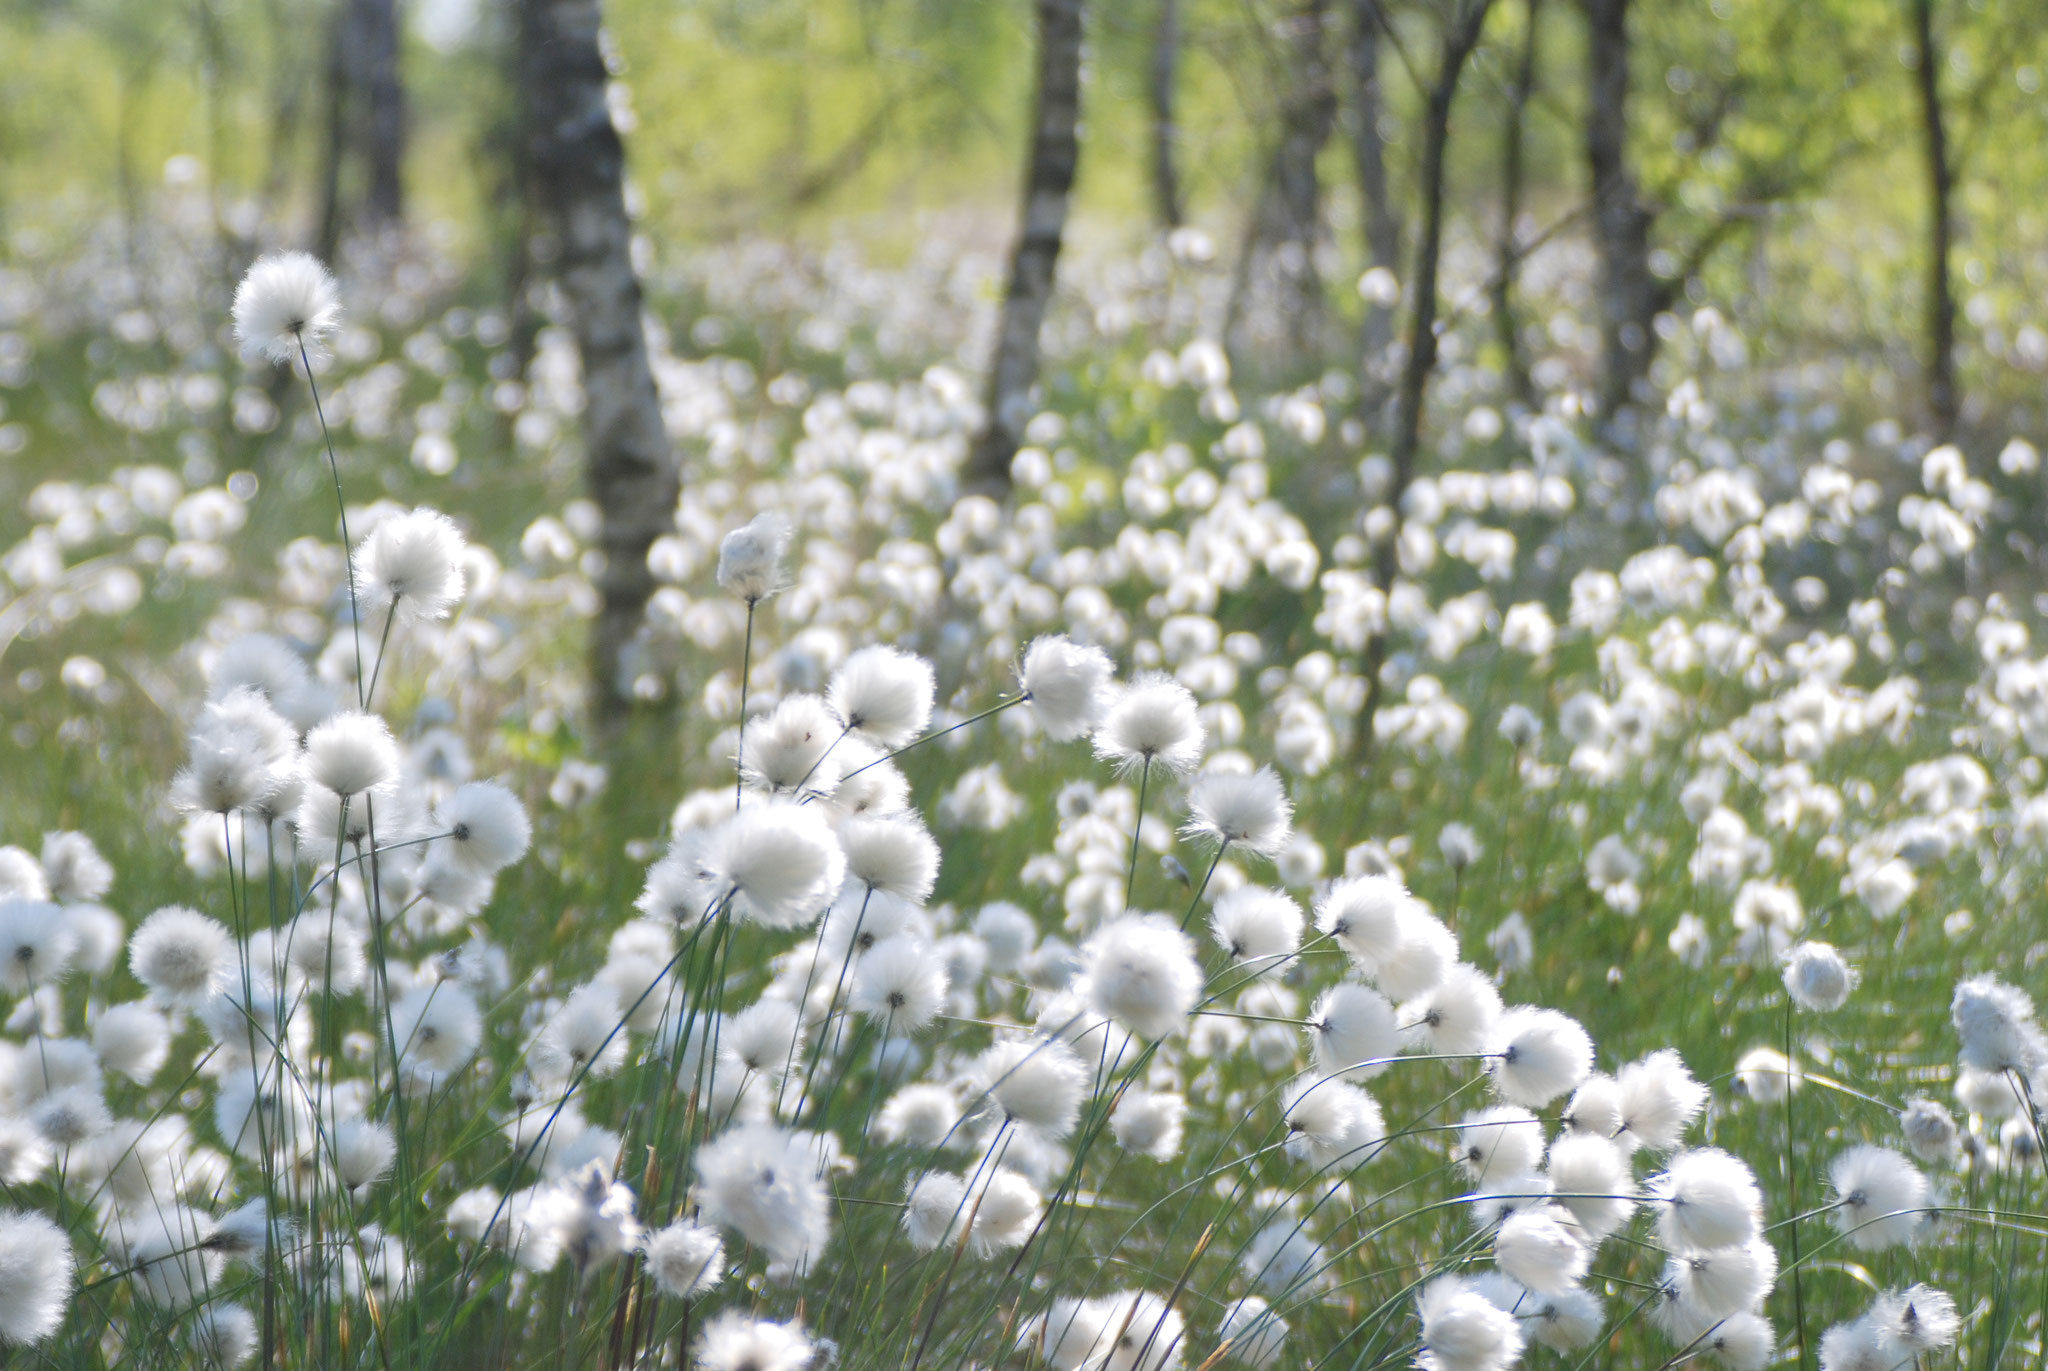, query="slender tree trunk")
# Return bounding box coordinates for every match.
[1357,0,1495,754]
[1342,0,1400,354]
[523,0,680,710]
[1150,0,1184,230]
[1910,0,1956,438]
[316,2,351,262]
[1583,0,1657,422]
[1270,0,1337,361]
[361,0,406,224]
[965,0,1086,495]
[1492,0,1541,407]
